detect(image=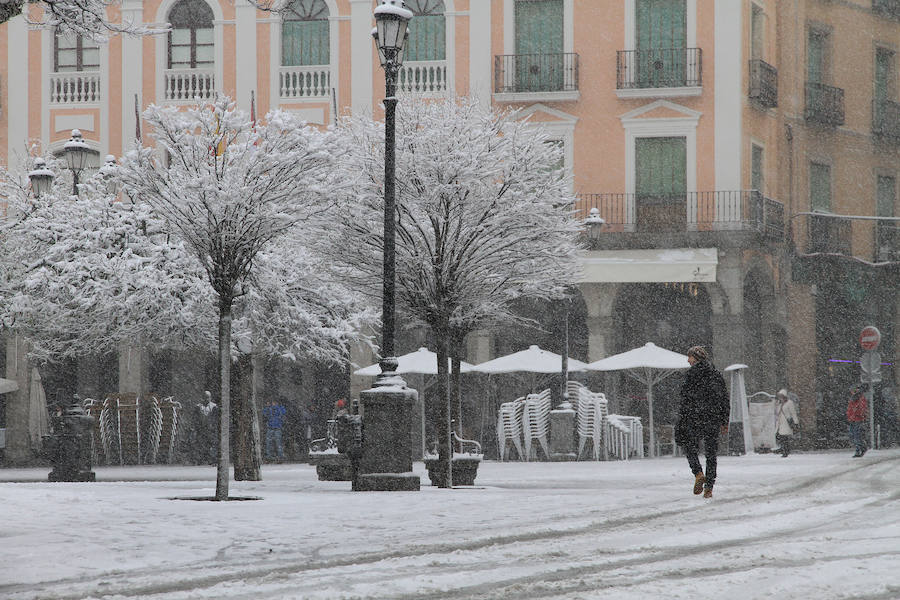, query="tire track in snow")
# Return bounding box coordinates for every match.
[5,454,897,600]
